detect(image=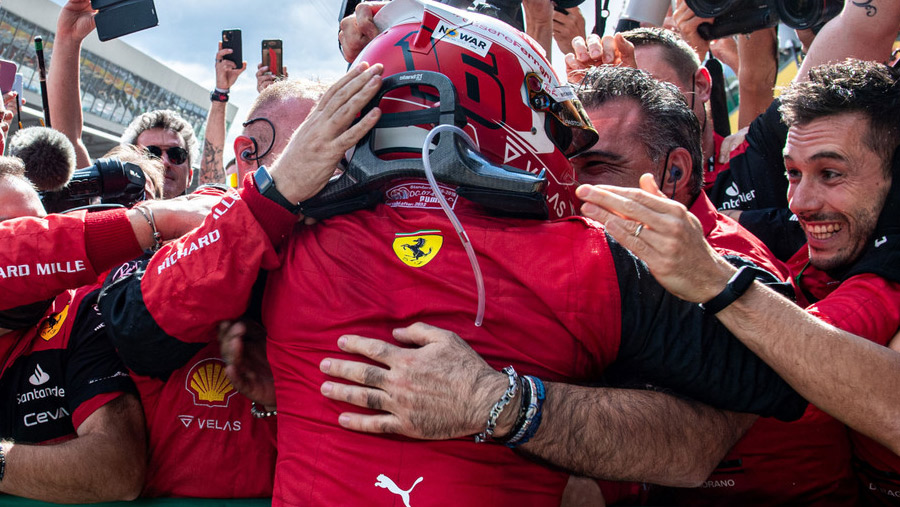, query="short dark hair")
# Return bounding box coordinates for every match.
[577,65,704,201]
[622,27,700,86]
[780,59,900,176]
[102,144,165,199]
[121,109,199,168]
